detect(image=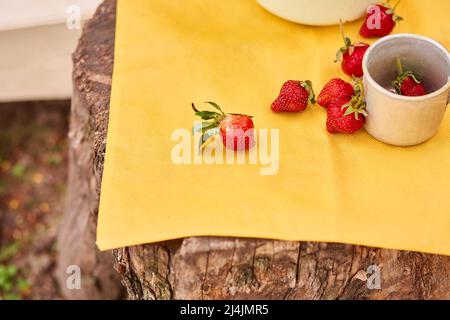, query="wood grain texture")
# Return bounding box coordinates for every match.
[66,0,449,300]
